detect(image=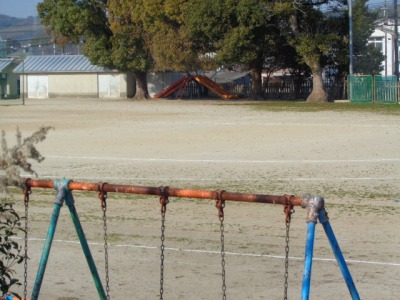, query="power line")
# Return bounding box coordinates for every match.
[320,1,396,13]
[0,36,51,43]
